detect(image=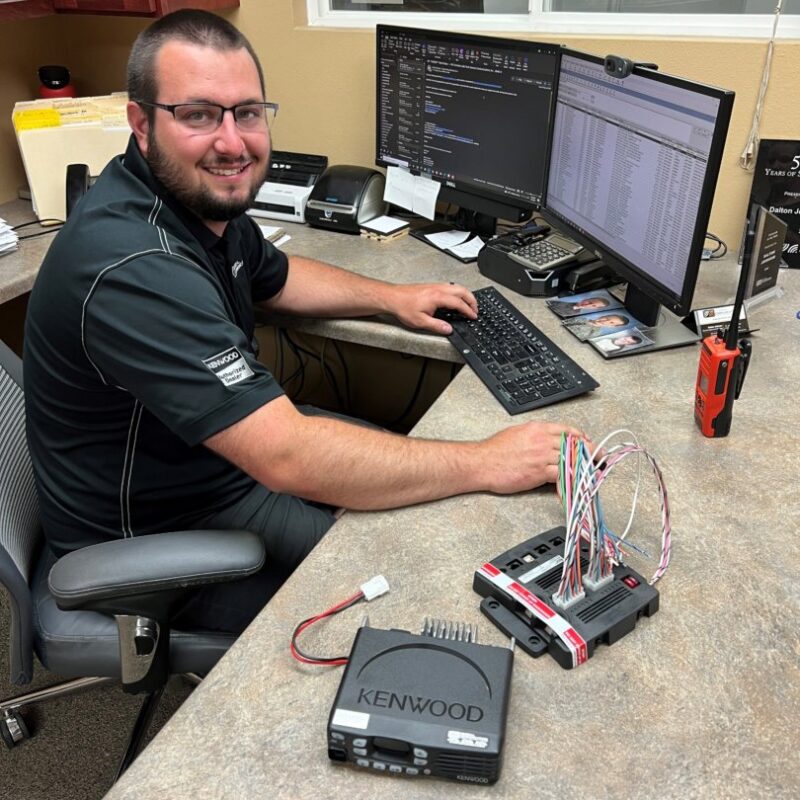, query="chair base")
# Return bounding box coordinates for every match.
[1,675,114,715]
[1,673,201,779]
[1,676,113,749]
